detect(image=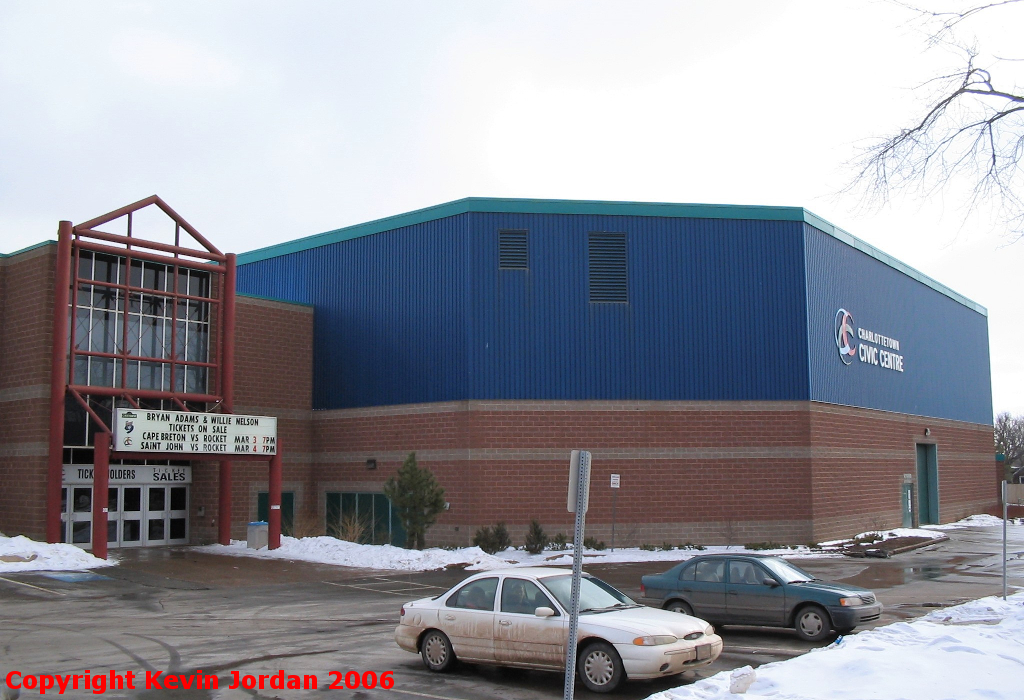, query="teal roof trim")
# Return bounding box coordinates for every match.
[238,292,314,308]
[236,196,986,317]
[0,240,55,258]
